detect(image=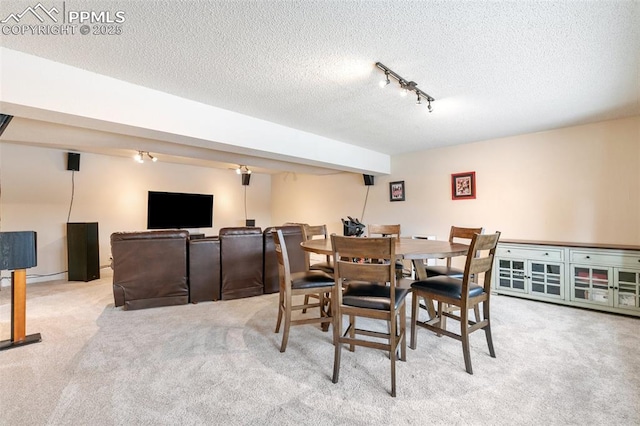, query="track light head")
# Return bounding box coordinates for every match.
[378,71,390,88]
